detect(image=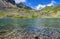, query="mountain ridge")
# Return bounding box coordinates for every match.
[0,0,16,8]
[0,0,32,10]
